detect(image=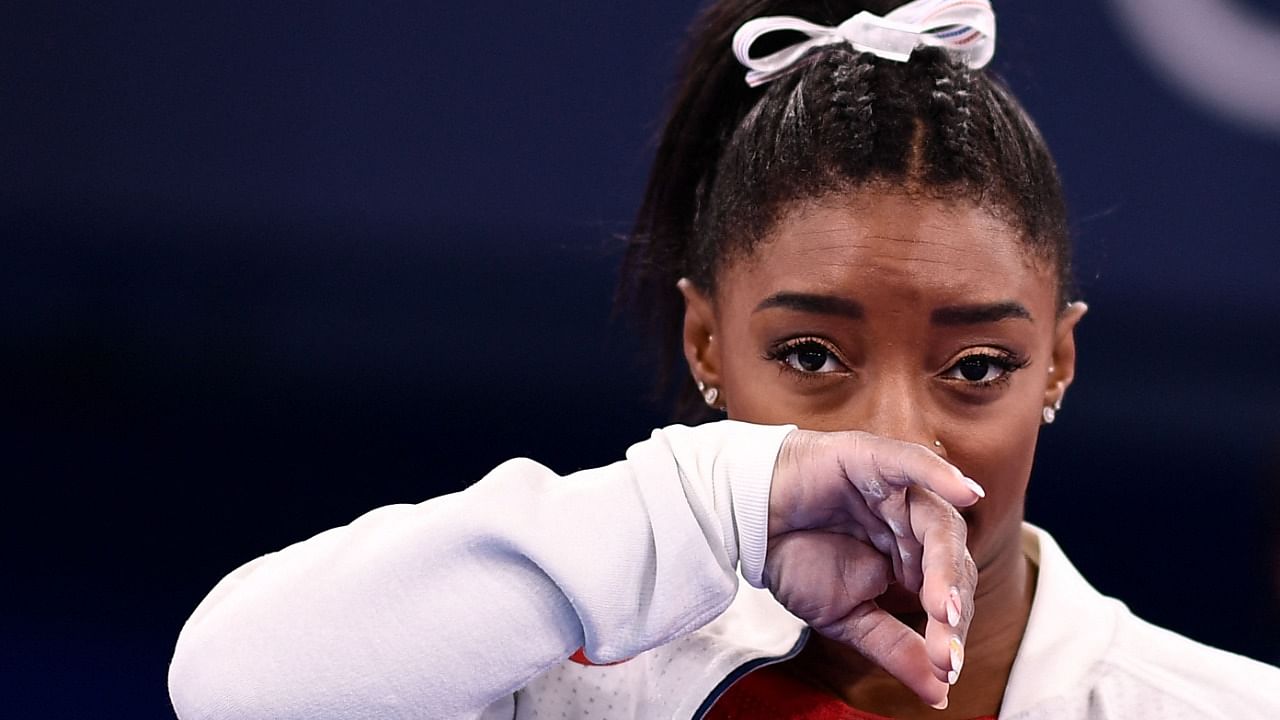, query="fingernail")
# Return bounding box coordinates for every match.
[962,476,986,498]
[946,587,962,628]
[931,695,949,710]
[948,669,960,685]
[950,636,965,678]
